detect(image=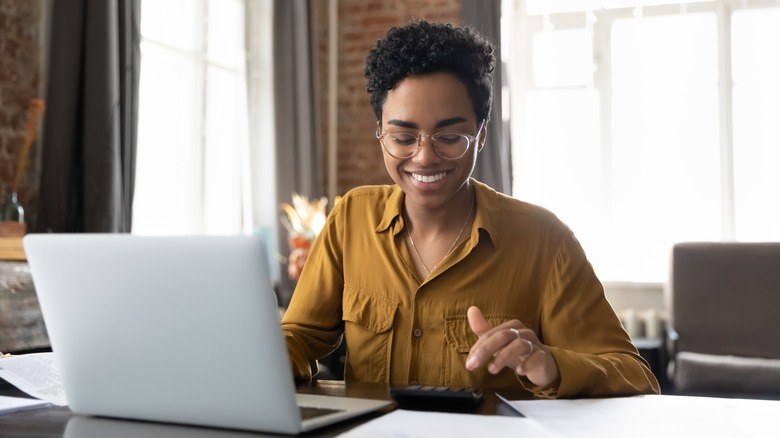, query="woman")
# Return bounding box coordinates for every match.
[281,20,659,398]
